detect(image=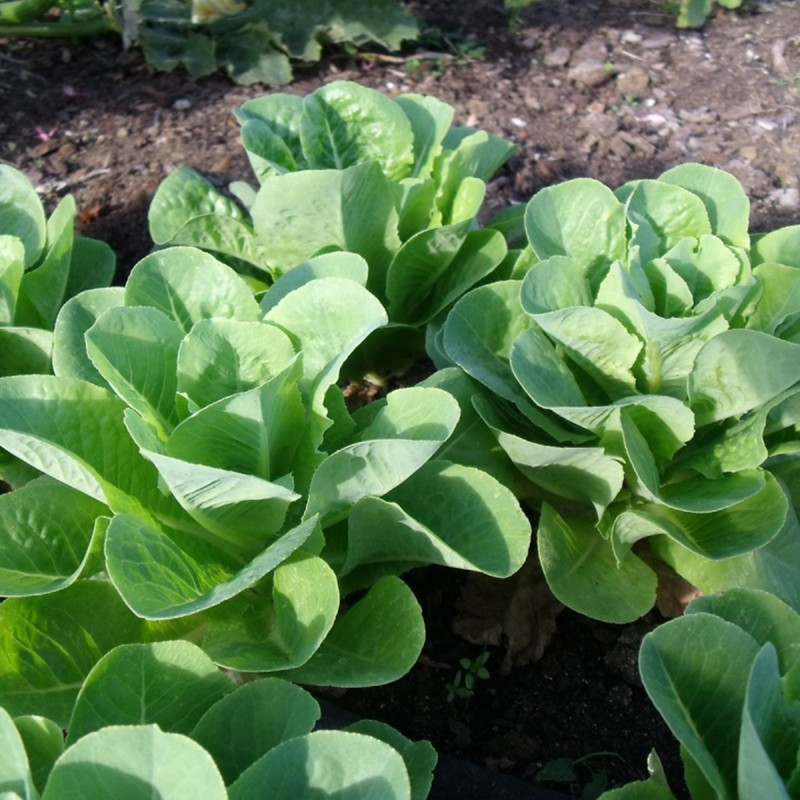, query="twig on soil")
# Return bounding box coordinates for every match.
[36,166,113,195]
[329,50,454,64]
[0,50,46,81]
